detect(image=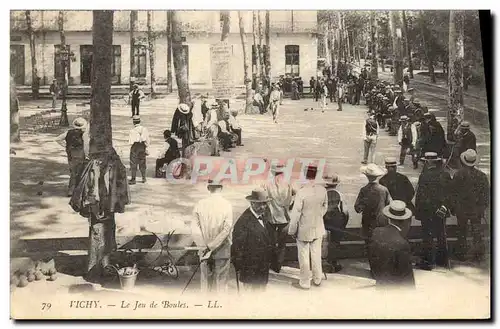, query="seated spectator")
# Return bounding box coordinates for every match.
[228,109,243,146]
[155,129,181,178]
[253,90,266,114]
